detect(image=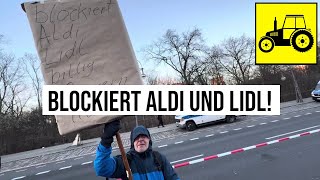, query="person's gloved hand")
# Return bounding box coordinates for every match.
[101,119,121,148]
